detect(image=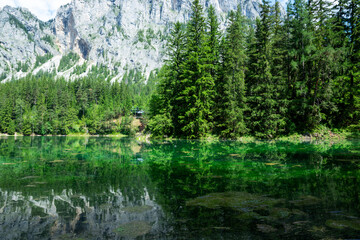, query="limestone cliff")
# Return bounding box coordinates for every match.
[0,0,272,81]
